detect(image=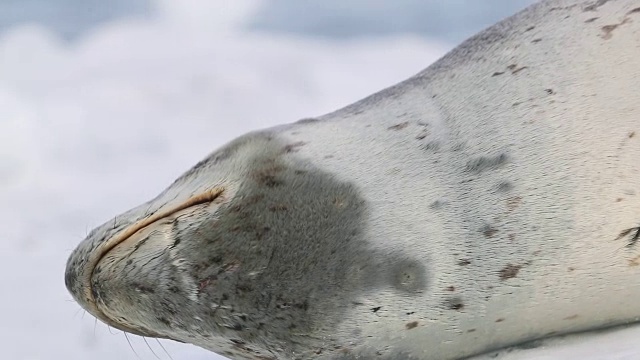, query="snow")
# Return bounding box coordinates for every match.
[0,1,638,359]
